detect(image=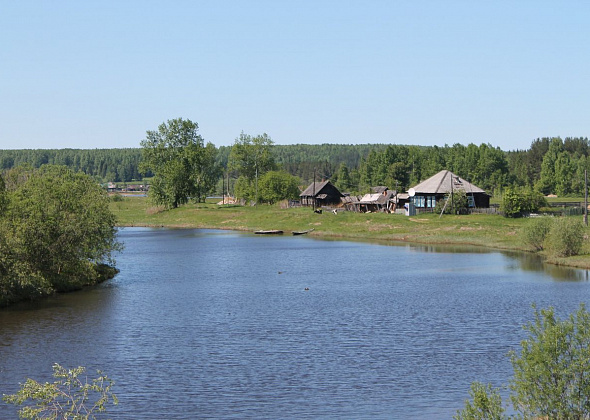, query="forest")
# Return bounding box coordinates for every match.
[1,137,589,197]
